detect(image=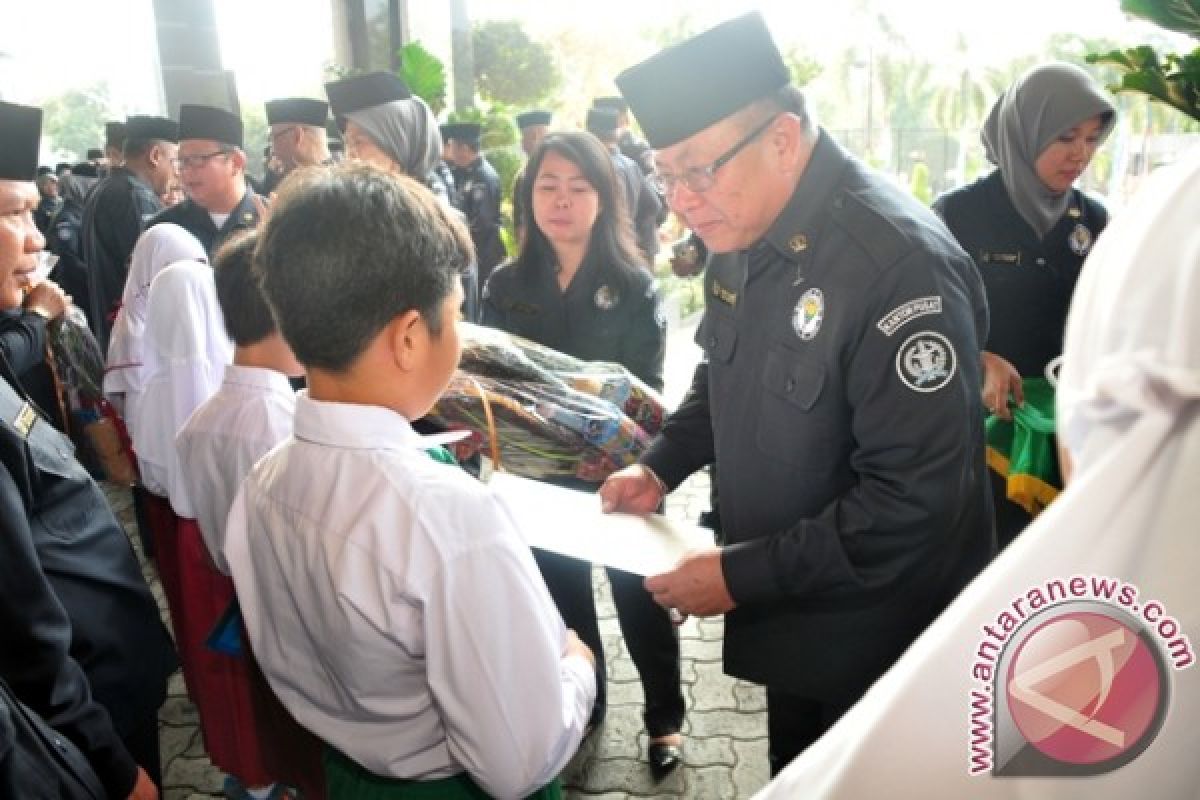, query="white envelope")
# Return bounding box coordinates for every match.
[488,471,715,576]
